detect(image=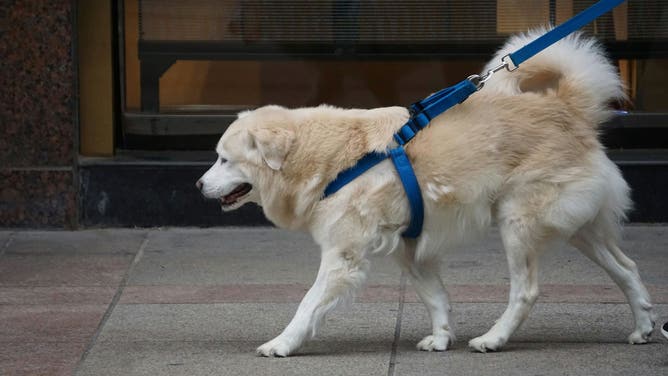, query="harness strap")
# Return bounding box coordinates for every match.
[322,0,627,239]
[389,147,424,238]
[323,78,477,238]
[323,152,388,197]
[410,80,478,125]
[394,79,478,146]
